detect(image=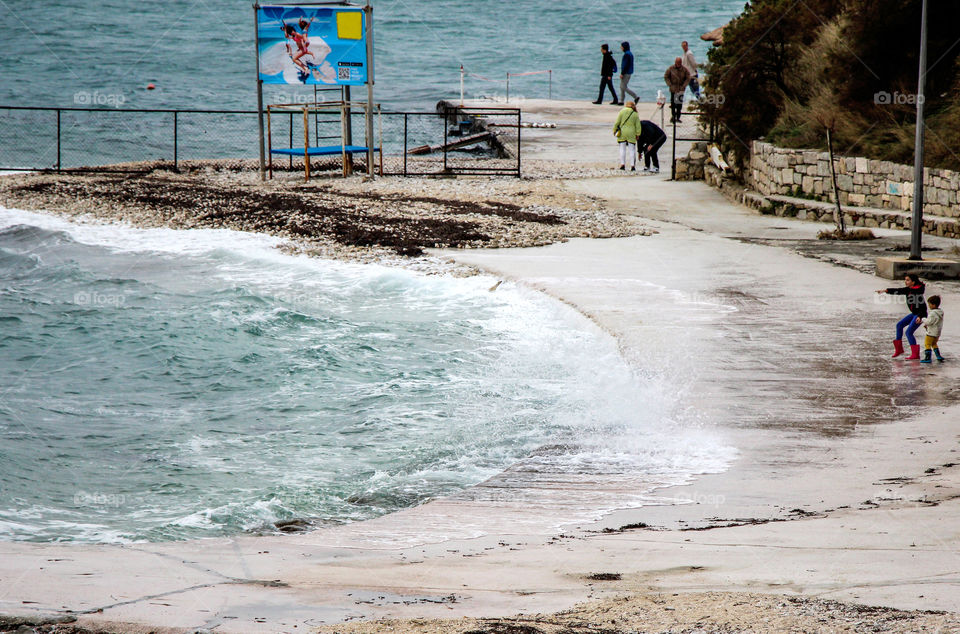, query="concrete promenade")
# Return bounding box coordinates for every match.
[1,100,959,633]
